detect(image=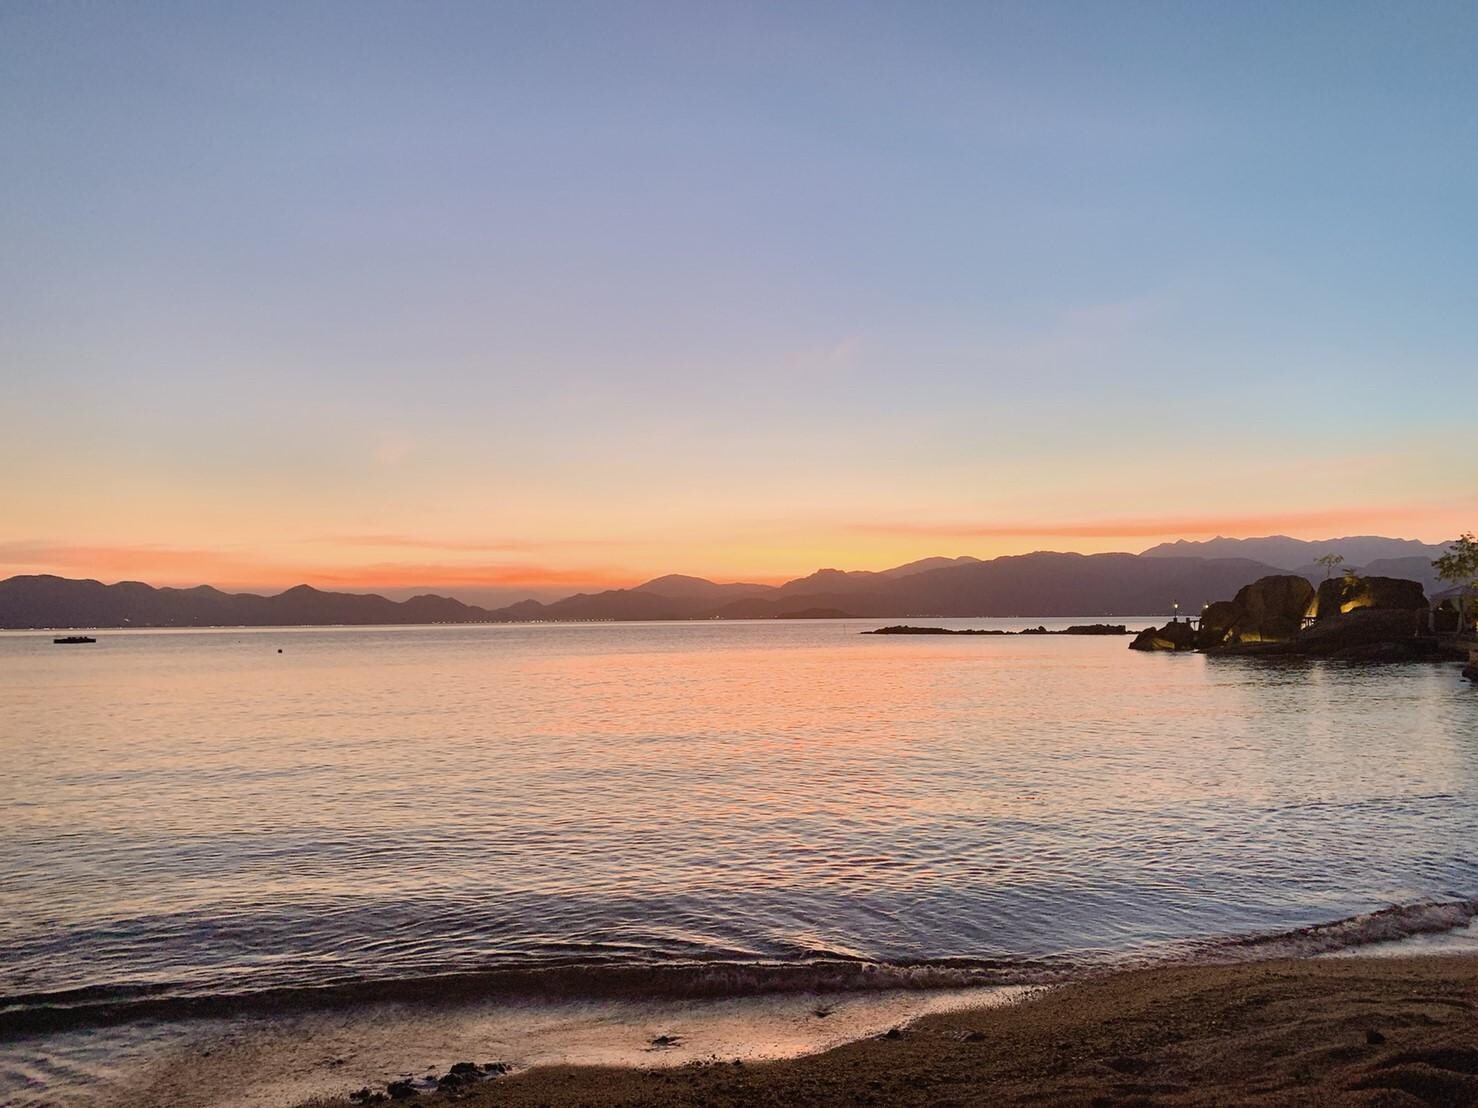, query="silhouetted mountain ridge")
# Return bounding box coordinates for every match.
[1141,534,1449,570]
[631,574,774,600]
[0,575,500,629]
[3,536,1449,628]
[0,548,1342,628]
